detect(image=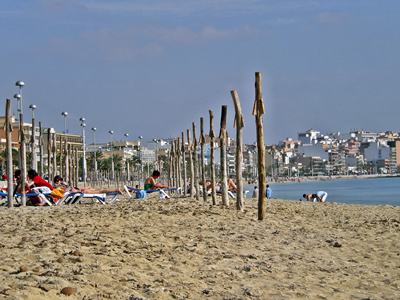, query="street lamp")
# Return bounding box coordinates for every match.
[15,80,24,113]
[124,133,129,181]
[91,127,97,180]
[153,138,159,170]
[13,93,22,115]
[61,111,68,134]
[80,117,87,185]
[108,130,115,181]
[29,104,37,170]
[15,80,27,205]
